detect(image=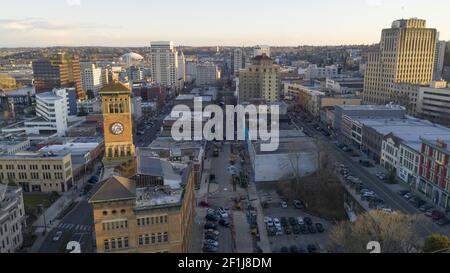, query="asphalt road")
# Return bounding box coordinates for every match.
[38,181,104,253]
[207,143,235,253]
[289,109,450,238]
